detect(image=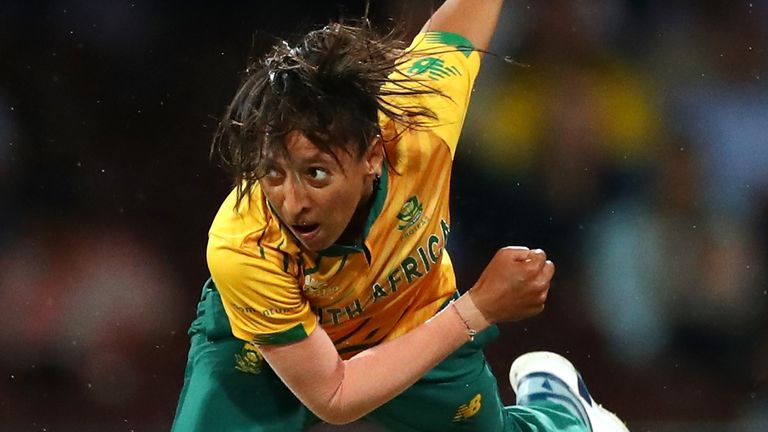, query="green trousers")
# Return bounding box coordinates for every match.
[172,280,587,432]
